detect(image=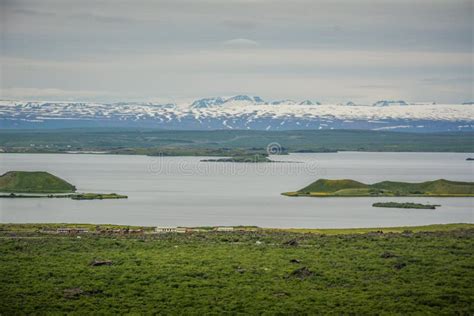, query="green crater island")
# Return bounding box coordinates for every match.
[0,171,76,193]
[372,202,440,209]
[282,179,474,197]
[0,171,127,200]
